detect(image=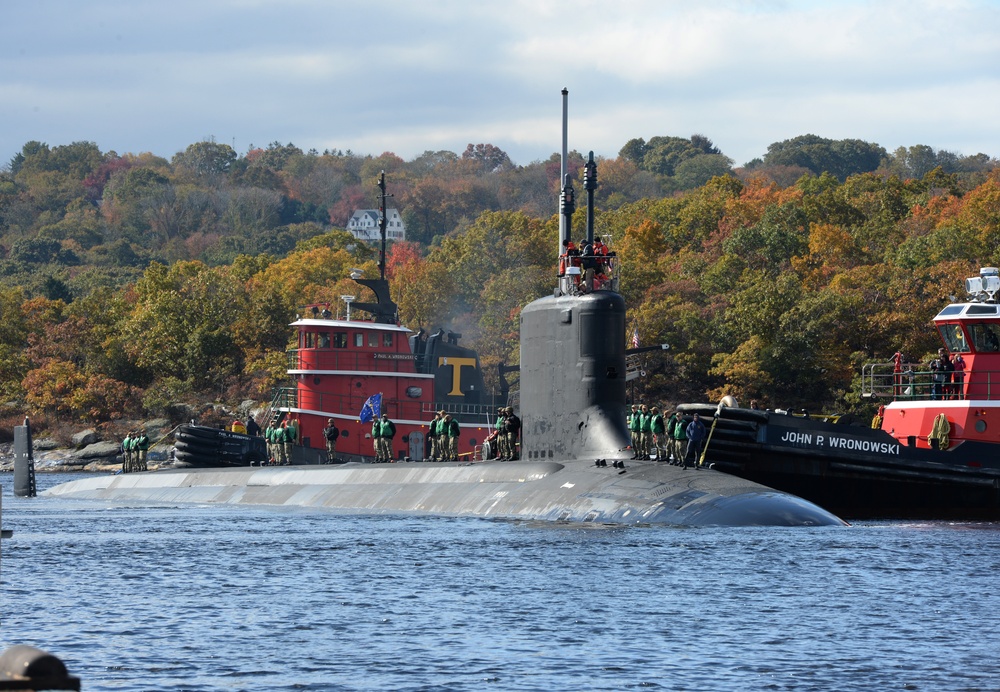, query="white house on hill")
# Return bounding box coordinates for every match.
[347,208,406,242]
